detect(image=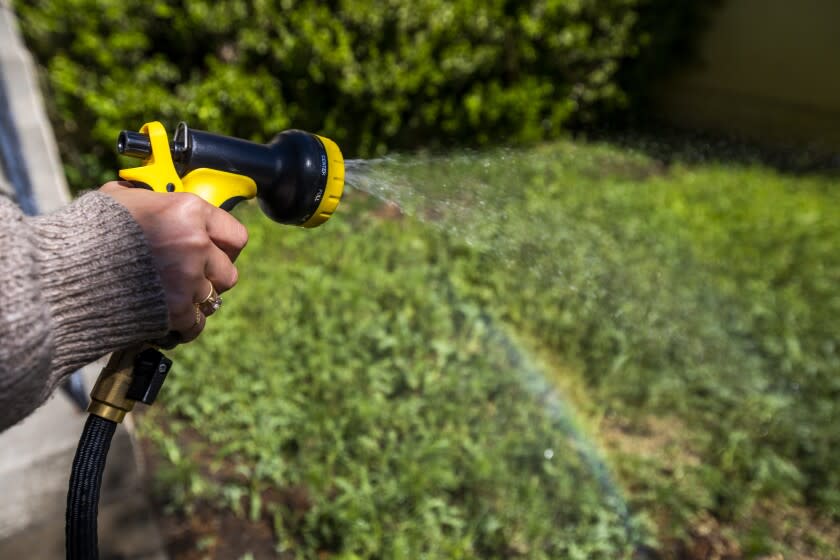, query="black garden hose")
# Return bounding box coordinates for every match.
[65,414,117,560]
[65,346,172,559]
